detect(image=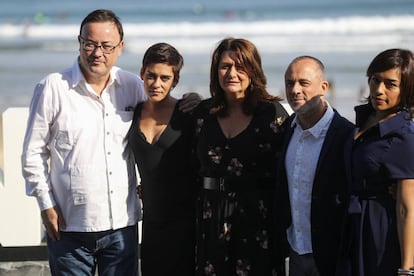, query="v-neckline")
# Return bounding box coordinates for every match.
[138,101,178,146]
[215,115,253,140]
